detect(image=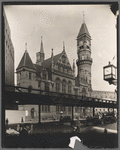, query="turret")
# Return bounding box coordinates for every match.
[76,14,92,96]
[16,43,36,87]
[36,36,45,65]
